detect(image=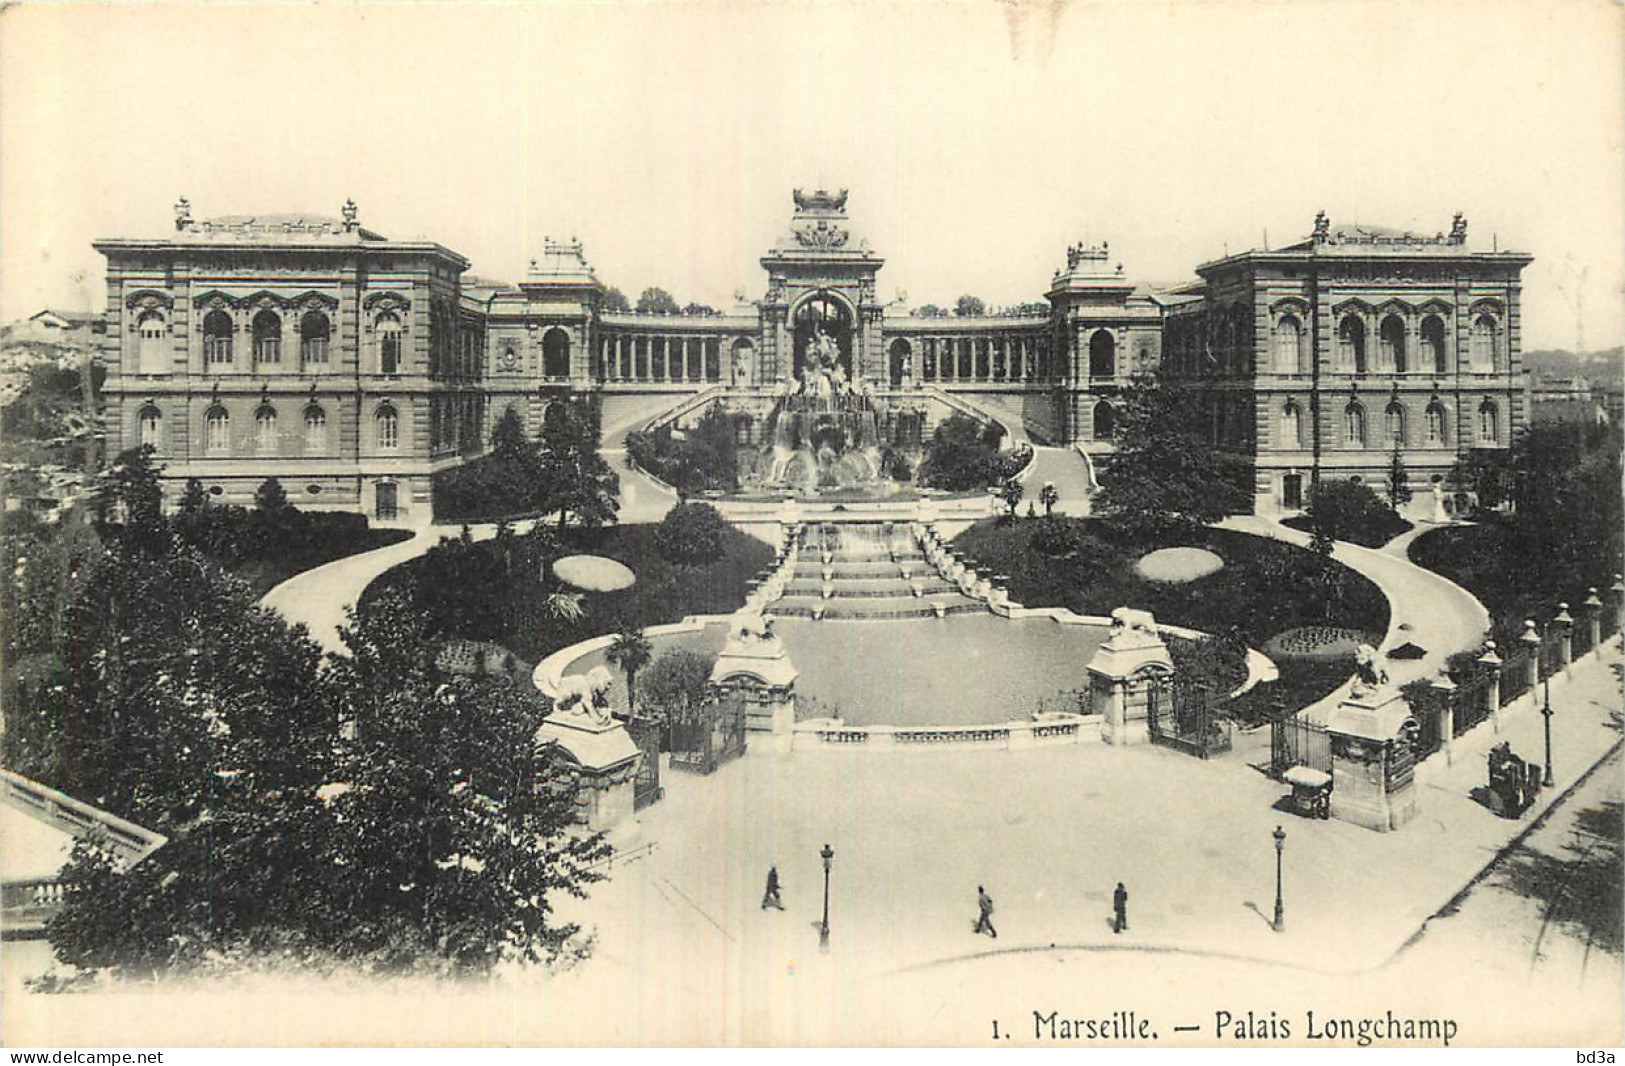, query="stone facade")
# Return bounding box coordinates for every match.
[1162,213,1533,516]
[96,197,1531,518]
